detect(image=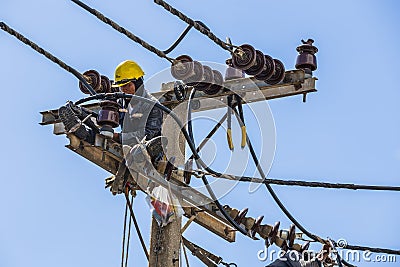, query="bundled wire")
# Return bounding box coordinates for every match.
[0,22,96,95]
[71,0,175,63]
